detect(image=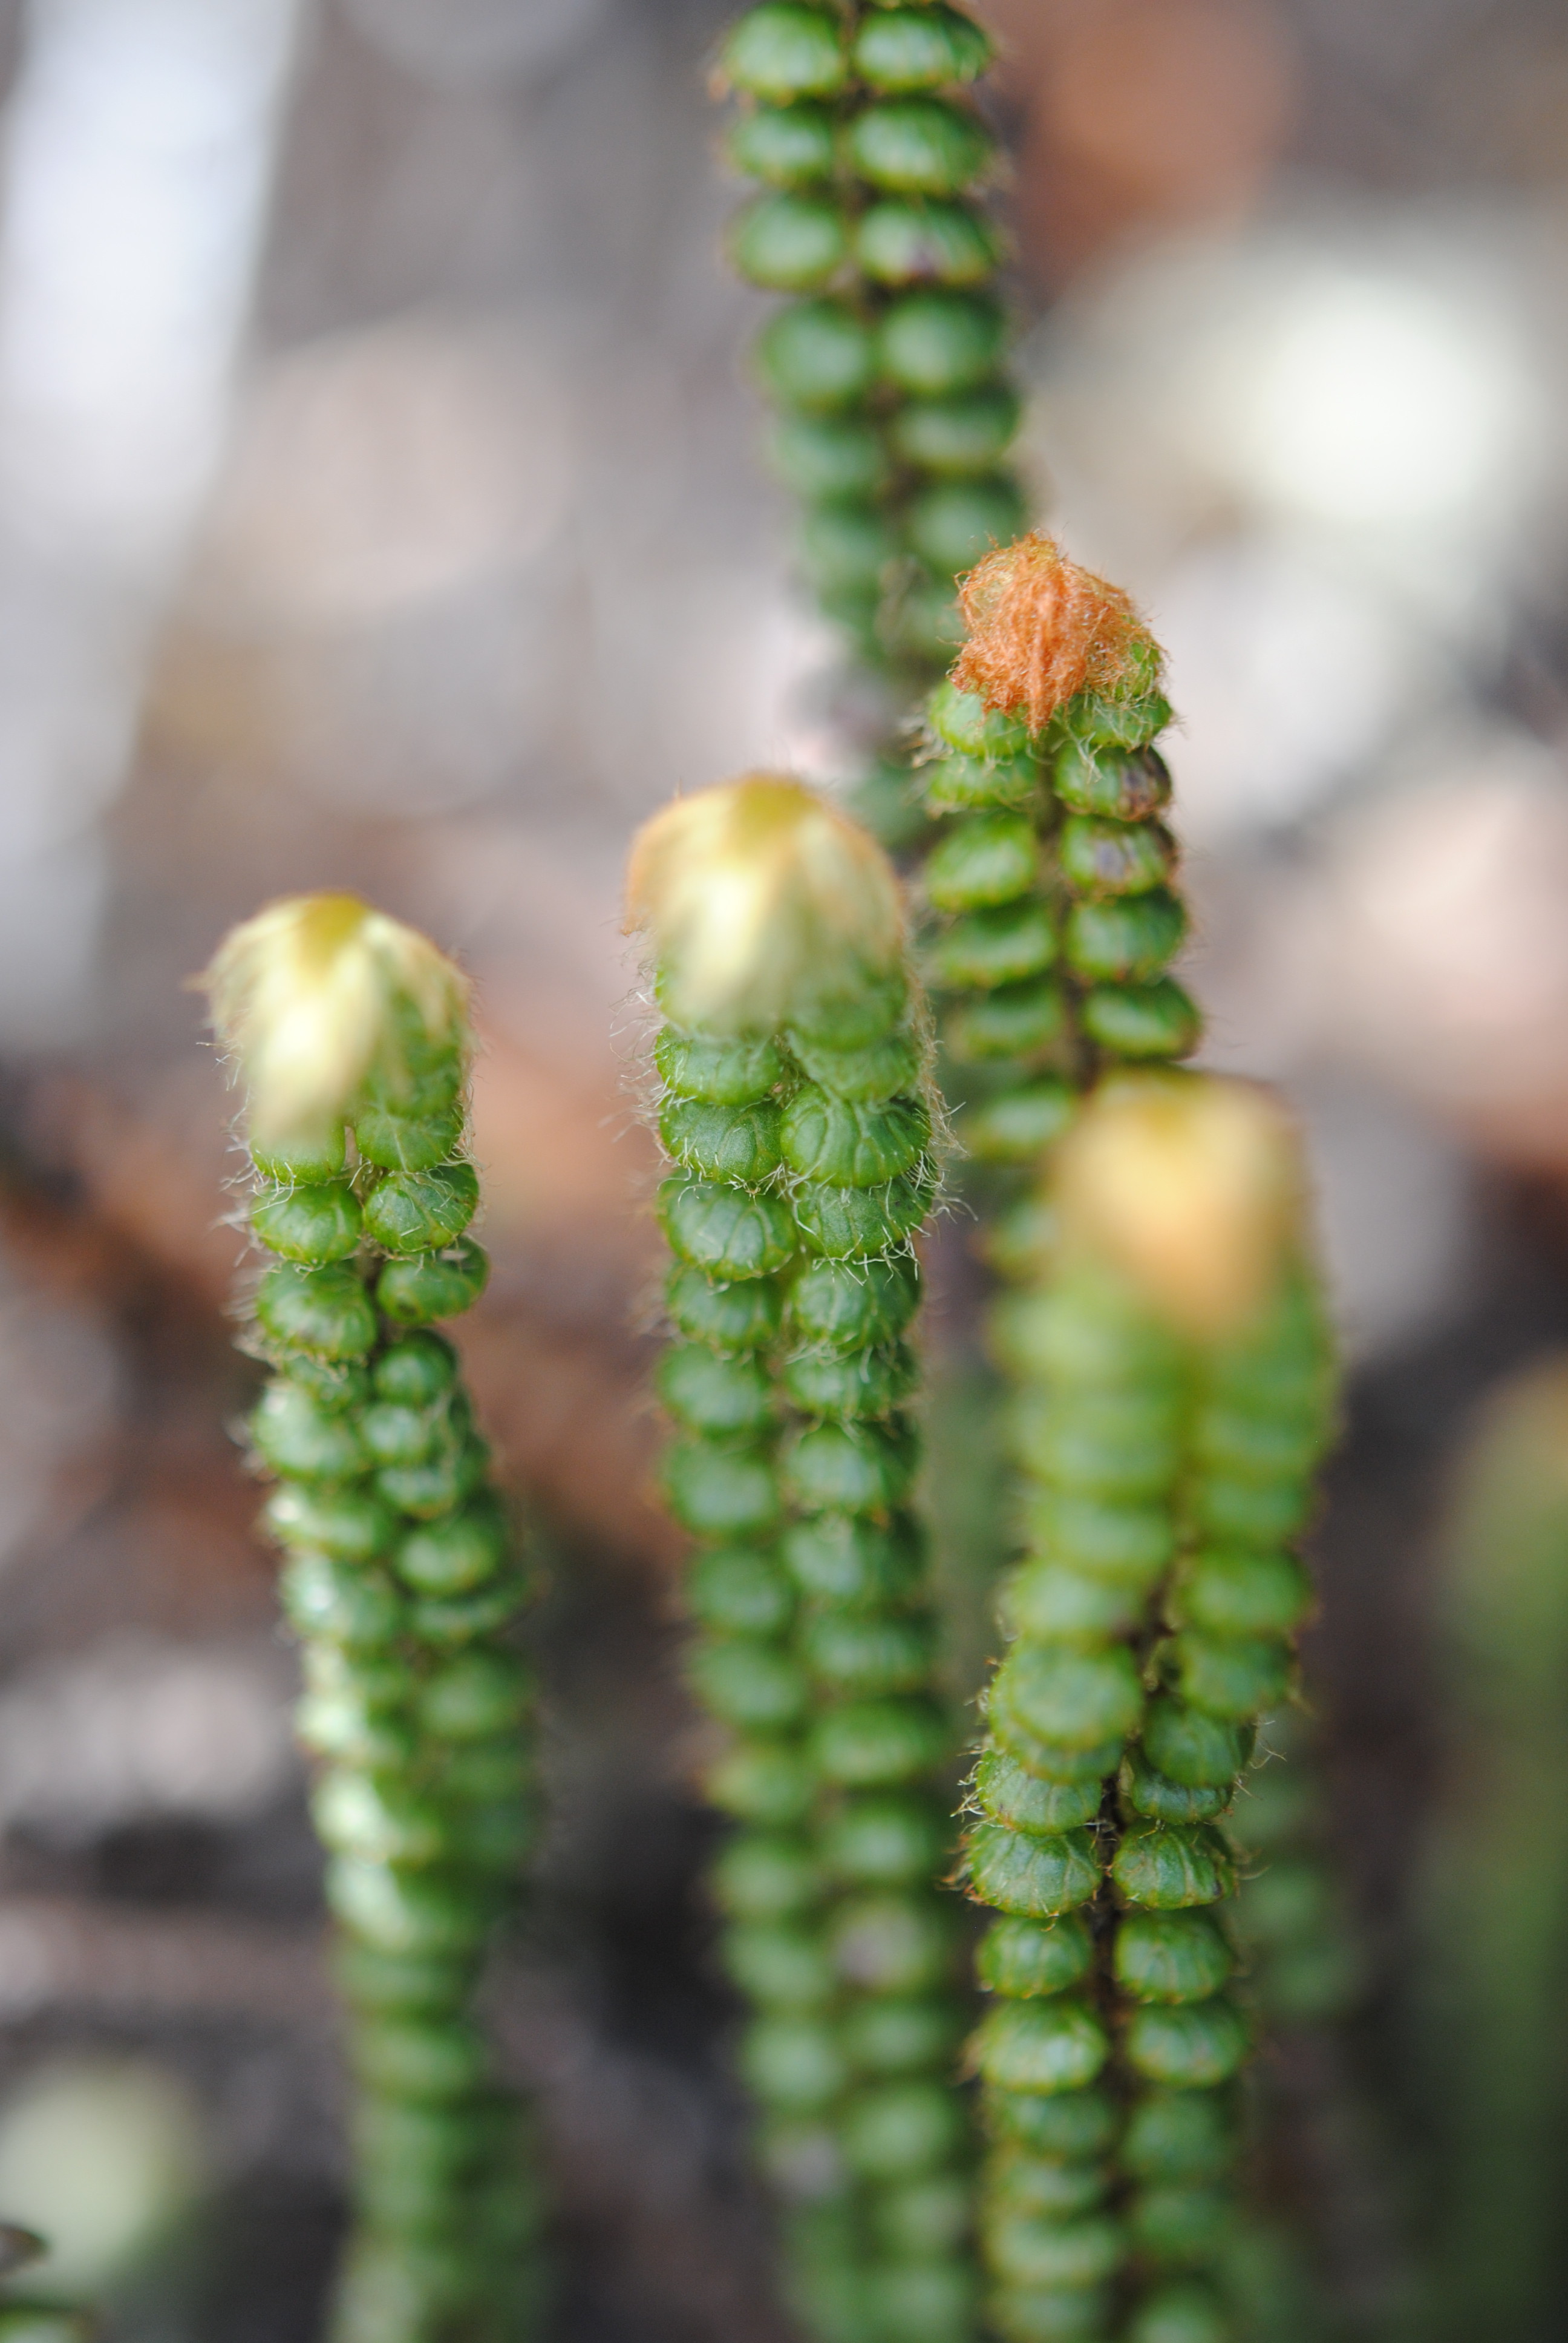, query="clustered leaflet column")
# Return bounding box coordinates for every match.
[203,896,540,2343]
[915,536,1201,1180]
[970,1244,1183,2343]
[717,0,1026,833]
[962,1078,1334,2343]
[1112,1253,1333,2343]
[629,776,976,2343]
